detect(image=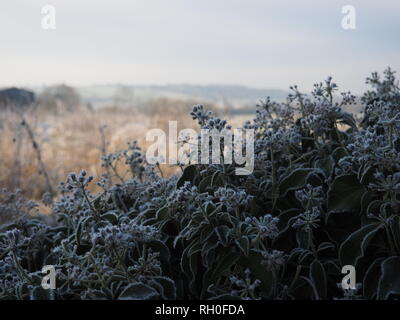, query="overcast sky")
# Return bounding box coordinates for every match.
[0,0,399,93]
